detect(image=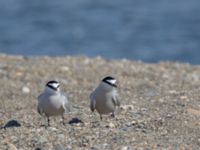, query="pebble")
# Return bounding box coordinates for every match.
[38,136,48,144]
[22,86,30,94]
[180,95,188,100]
[158,98,164,103]
[90,147,98,150]
[125,120,137,127]
[83,58,90,65]
[187,108,200,116]
[60,66,70,72]
[169,90,178,94]
[48,127,57,132]
[121,146,131,150]
[161,130,168,135]
[101,143,109,149]
[173,129,177,134]
[54,144,65,150]
[120,105,134,111]
[191,73,199,82]
[15,71,24,77]
[35,148,42,150]
[4,120,21,128]
[106,122,115,128]
[57,134,65,140]
[7,143,17,150]
[132,137,136,142]
[131,120,137,125]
